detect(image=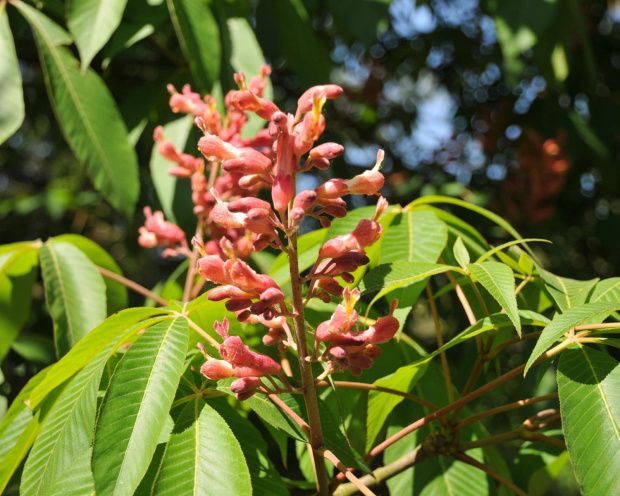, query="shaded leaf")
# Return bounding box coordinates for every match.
[366,360,429,451]
[468,262,521,334]
[0,5,24,144]
[558,346,620,494]
[525,302,620,374]
[539,268,598,312]
[0,246,38,362]
[15,1,140,218]
[67,0,129,70]
[149,115,194,224]
[39,241,107,357]
[92,317,188,495]
[167,0,220,92]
